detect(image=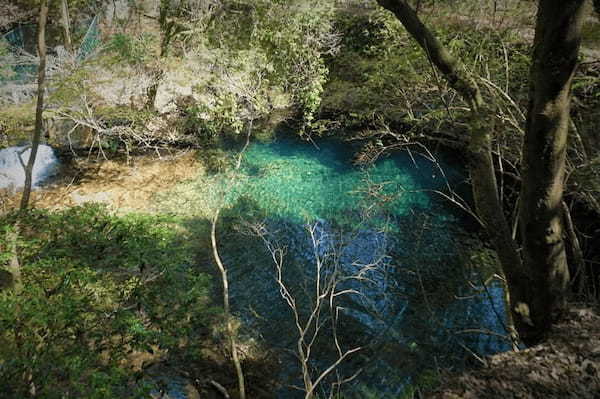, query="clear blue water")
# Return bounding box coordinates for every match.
[161,135,511,397]
[237,137,461,222]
